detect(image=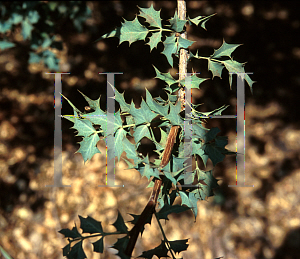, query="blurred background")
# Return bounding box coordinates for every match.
[0,1,299,258]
